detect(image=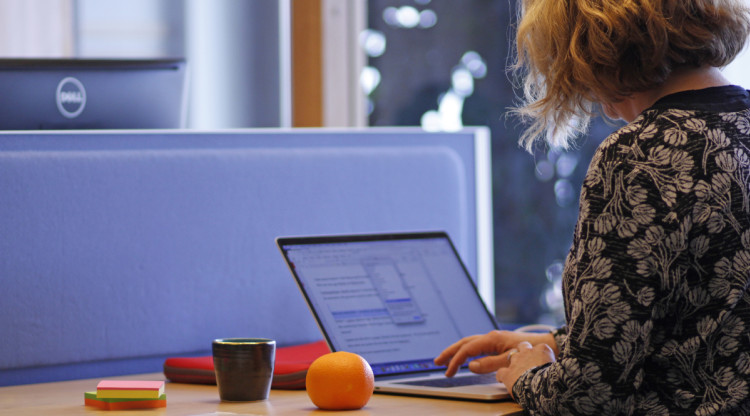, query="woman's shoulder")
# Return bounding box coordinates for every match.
[592,111,663,163]
[597,85,750,153]
[596,105,749,159]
